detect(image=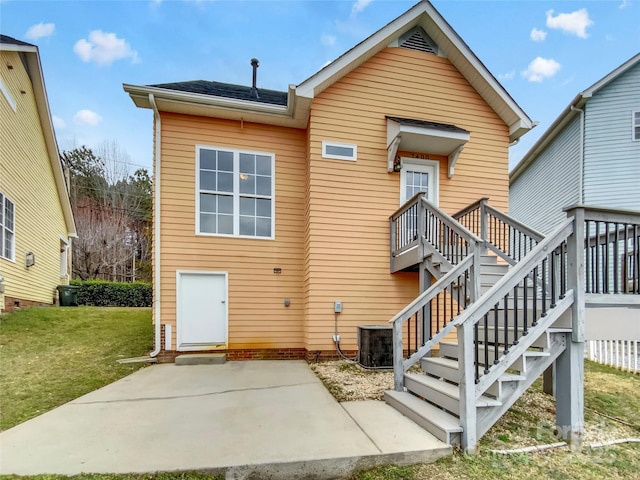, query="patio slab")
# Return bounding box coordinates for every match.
[0,360,451,478]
